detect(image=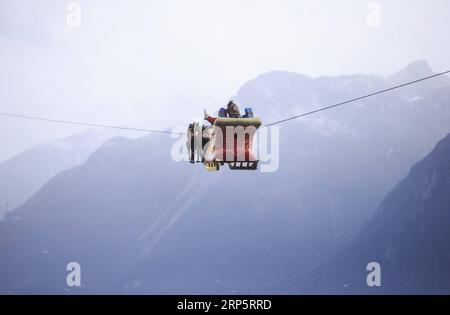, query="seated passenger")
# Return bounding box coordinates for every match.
[226,101,241,118]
